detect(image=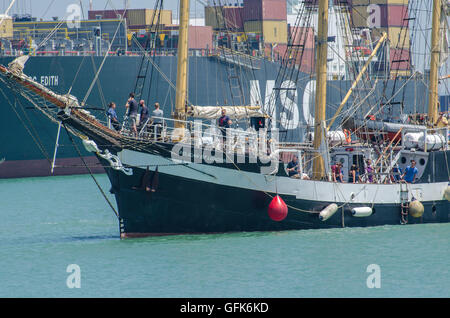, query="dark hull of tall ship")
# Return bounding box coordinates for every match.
[96,146,450,238]
[0,55,432,178]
